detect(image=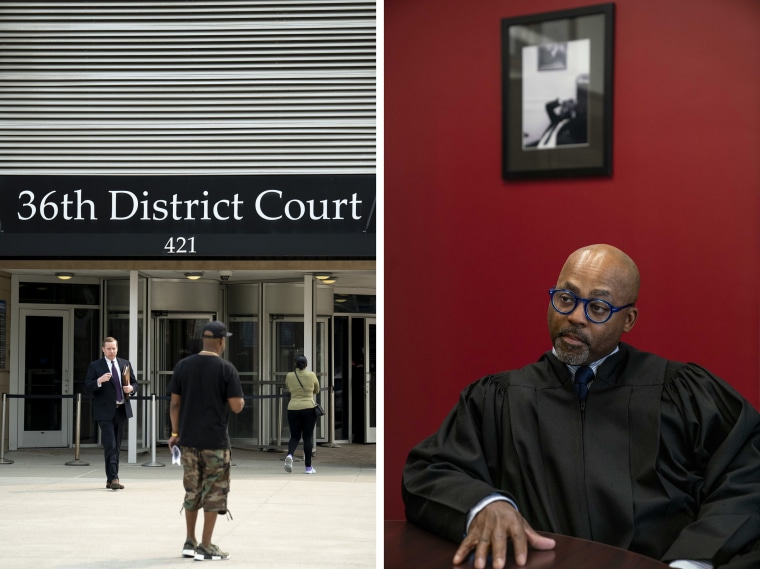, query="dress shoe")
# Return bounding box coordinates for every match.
[110,479,125,490]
